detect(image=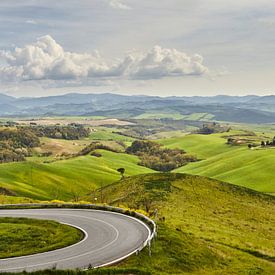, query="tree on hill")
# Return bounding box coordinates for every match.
[117,167,125,179]
[195,122,231,135]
